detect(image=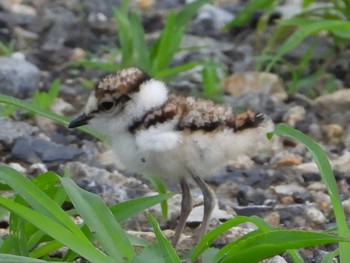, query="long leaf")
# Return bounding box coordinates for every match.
[0,166,87,241]
[0,196,116,263]
[0,253,50,263]
[60,176,135,262]
[215,230,349,263]
[268,124,350,262]
[148,213,181,263]
[149,176,169,219]
[192,216,269,260]
[110,192,175,222]
[265,20,350,71]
